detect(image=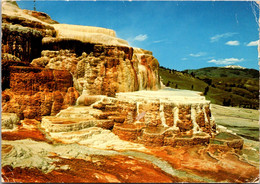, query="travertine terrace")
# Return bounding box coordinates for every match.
[1,1,259,183]
[41,89,216,147]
